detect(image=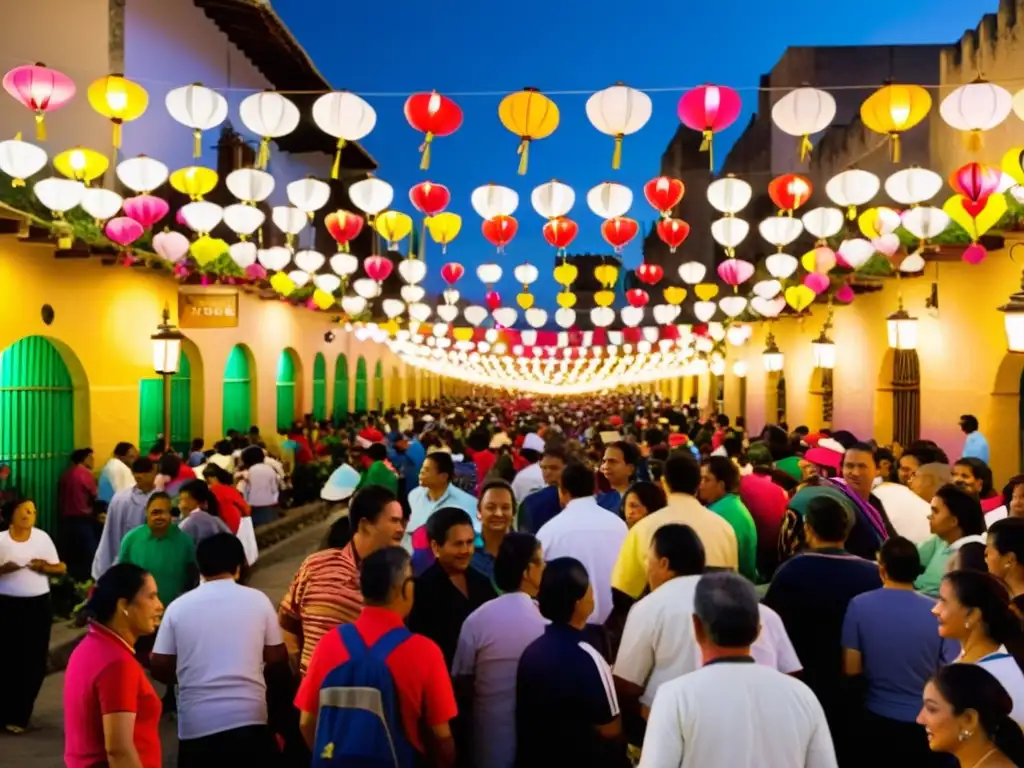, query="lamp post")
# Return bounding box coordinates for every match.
[151,305,185,452]
[886,298,918,351]
[762,331,784,372]
[812,313,836,369]
[1000,251,1024,353]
